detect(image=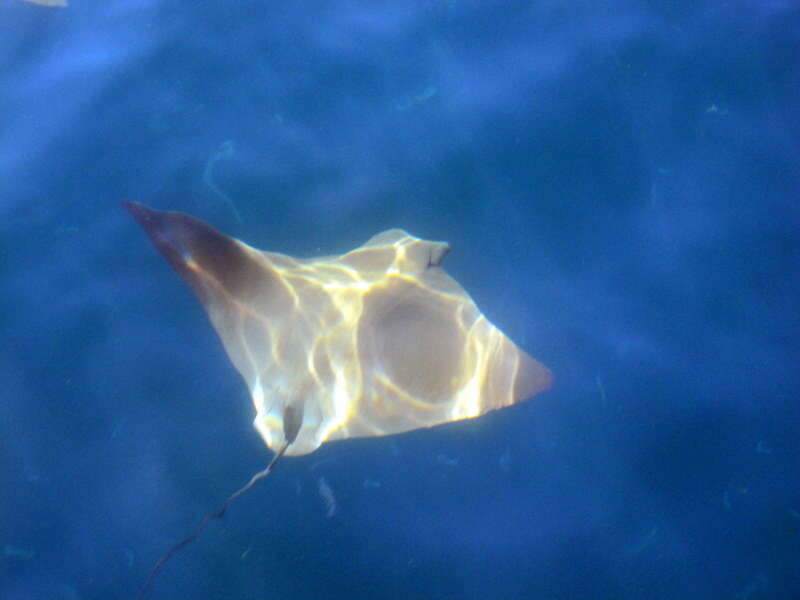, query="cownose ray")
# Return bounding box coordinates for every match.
[19,0,67,7]
[124,201,553,596]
